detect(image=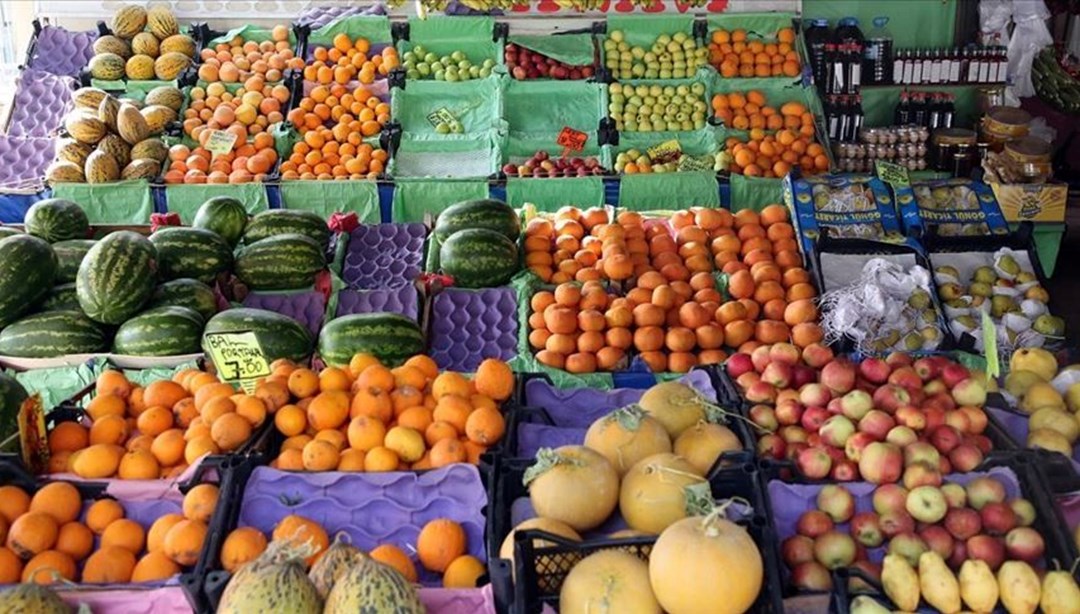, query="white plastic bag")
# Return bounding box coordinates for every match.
[979,0,1014,45]
[1008,0,1054,97]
